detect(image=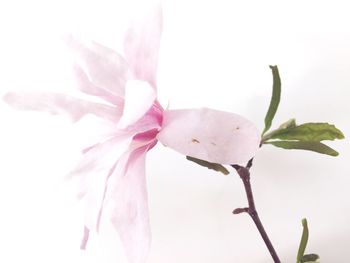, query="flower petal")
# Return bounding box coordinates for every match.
[123,5,162,87]
[103,145,153,263]
[117,80,156,129]
[129,101,163,134]
[73,64,124,106]
[3,92,121,123]
[68,134,133,232]
[93,129,158,262]
[65,35,130,99]
[157,108,261,165]
[70,129,158,258]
